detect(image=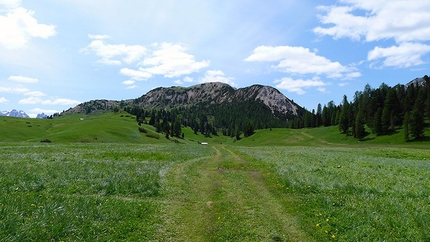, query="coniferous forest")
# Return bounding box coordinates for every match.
[291,75,430,141]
